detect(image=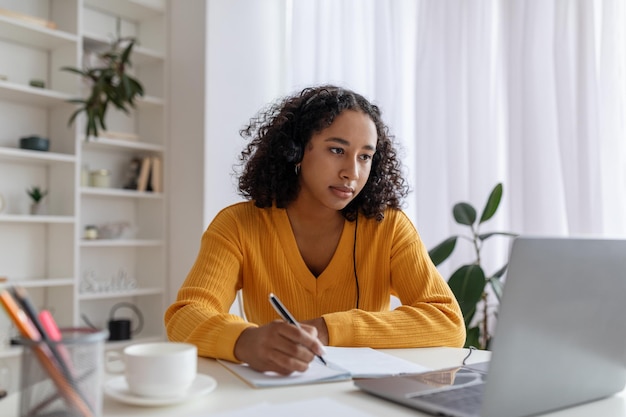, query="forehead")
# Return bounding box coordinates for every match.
[313,110,377,147]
